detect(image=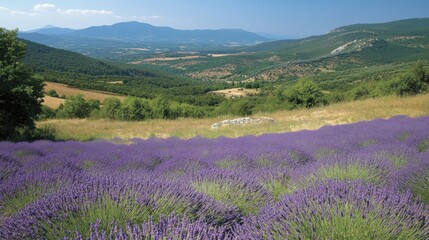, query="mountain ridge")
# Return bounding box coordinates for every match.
[25,21,267,44]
